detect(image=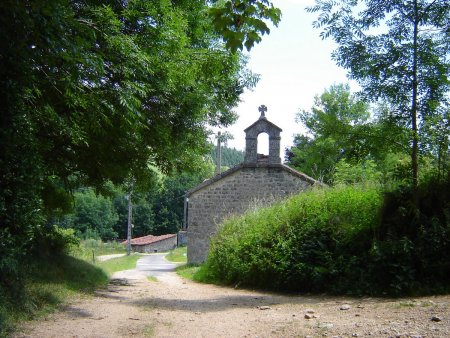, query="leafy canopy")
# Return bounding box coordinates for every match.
[0,0,259,297]
[209,0,282,51]
[287,84,374,183]
[307,0,450,187]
